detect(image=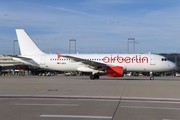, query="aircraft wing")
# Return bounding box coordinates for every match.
[62,55,107,67]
